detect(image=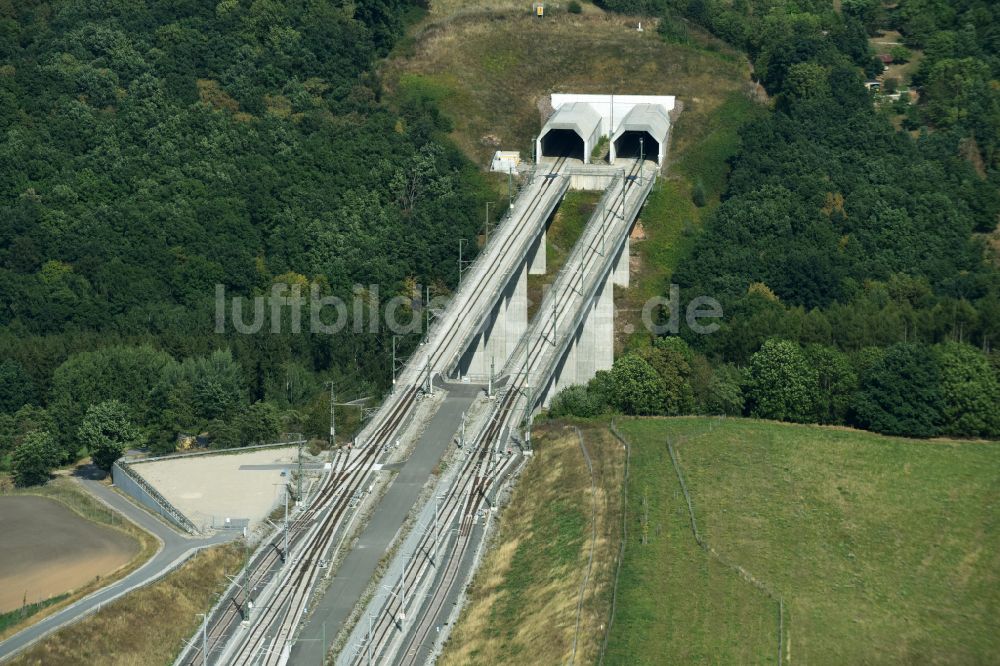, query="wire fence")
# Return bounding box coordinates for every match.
[122,436,306,465]
[599,420,787,666]
[598,420,630,665]
[112,460,199,534]
[665,432,786,666]
[568,426,597,666]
